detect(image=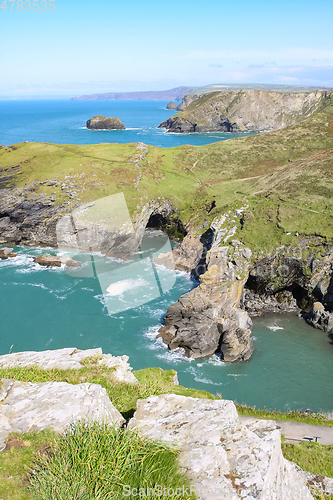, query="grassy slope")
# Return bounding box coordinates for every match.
[1,98,332,255]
